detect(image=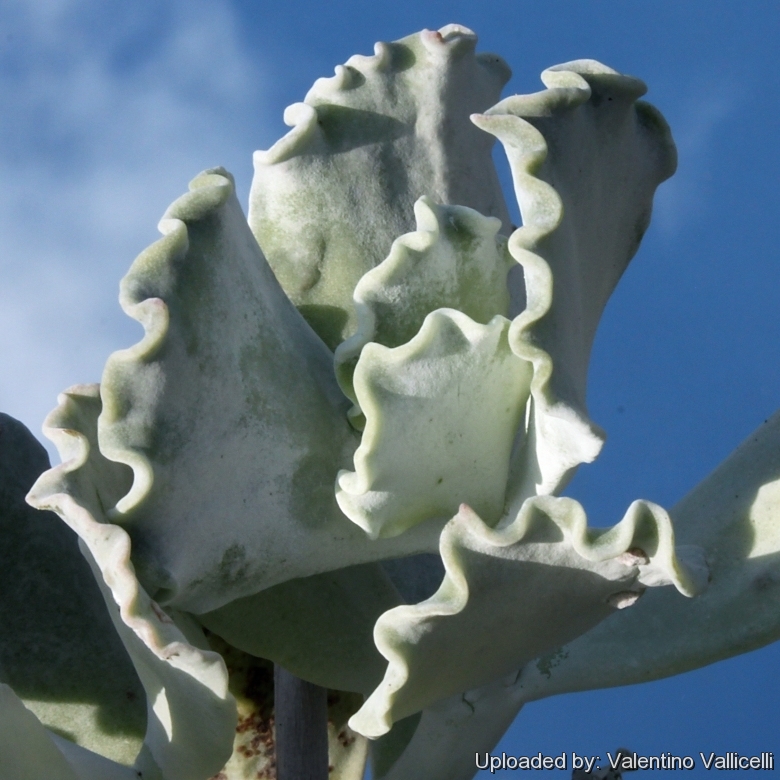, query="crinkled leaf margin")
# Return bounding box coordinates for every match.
[27,385,236,780]
[350,495,706,737]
